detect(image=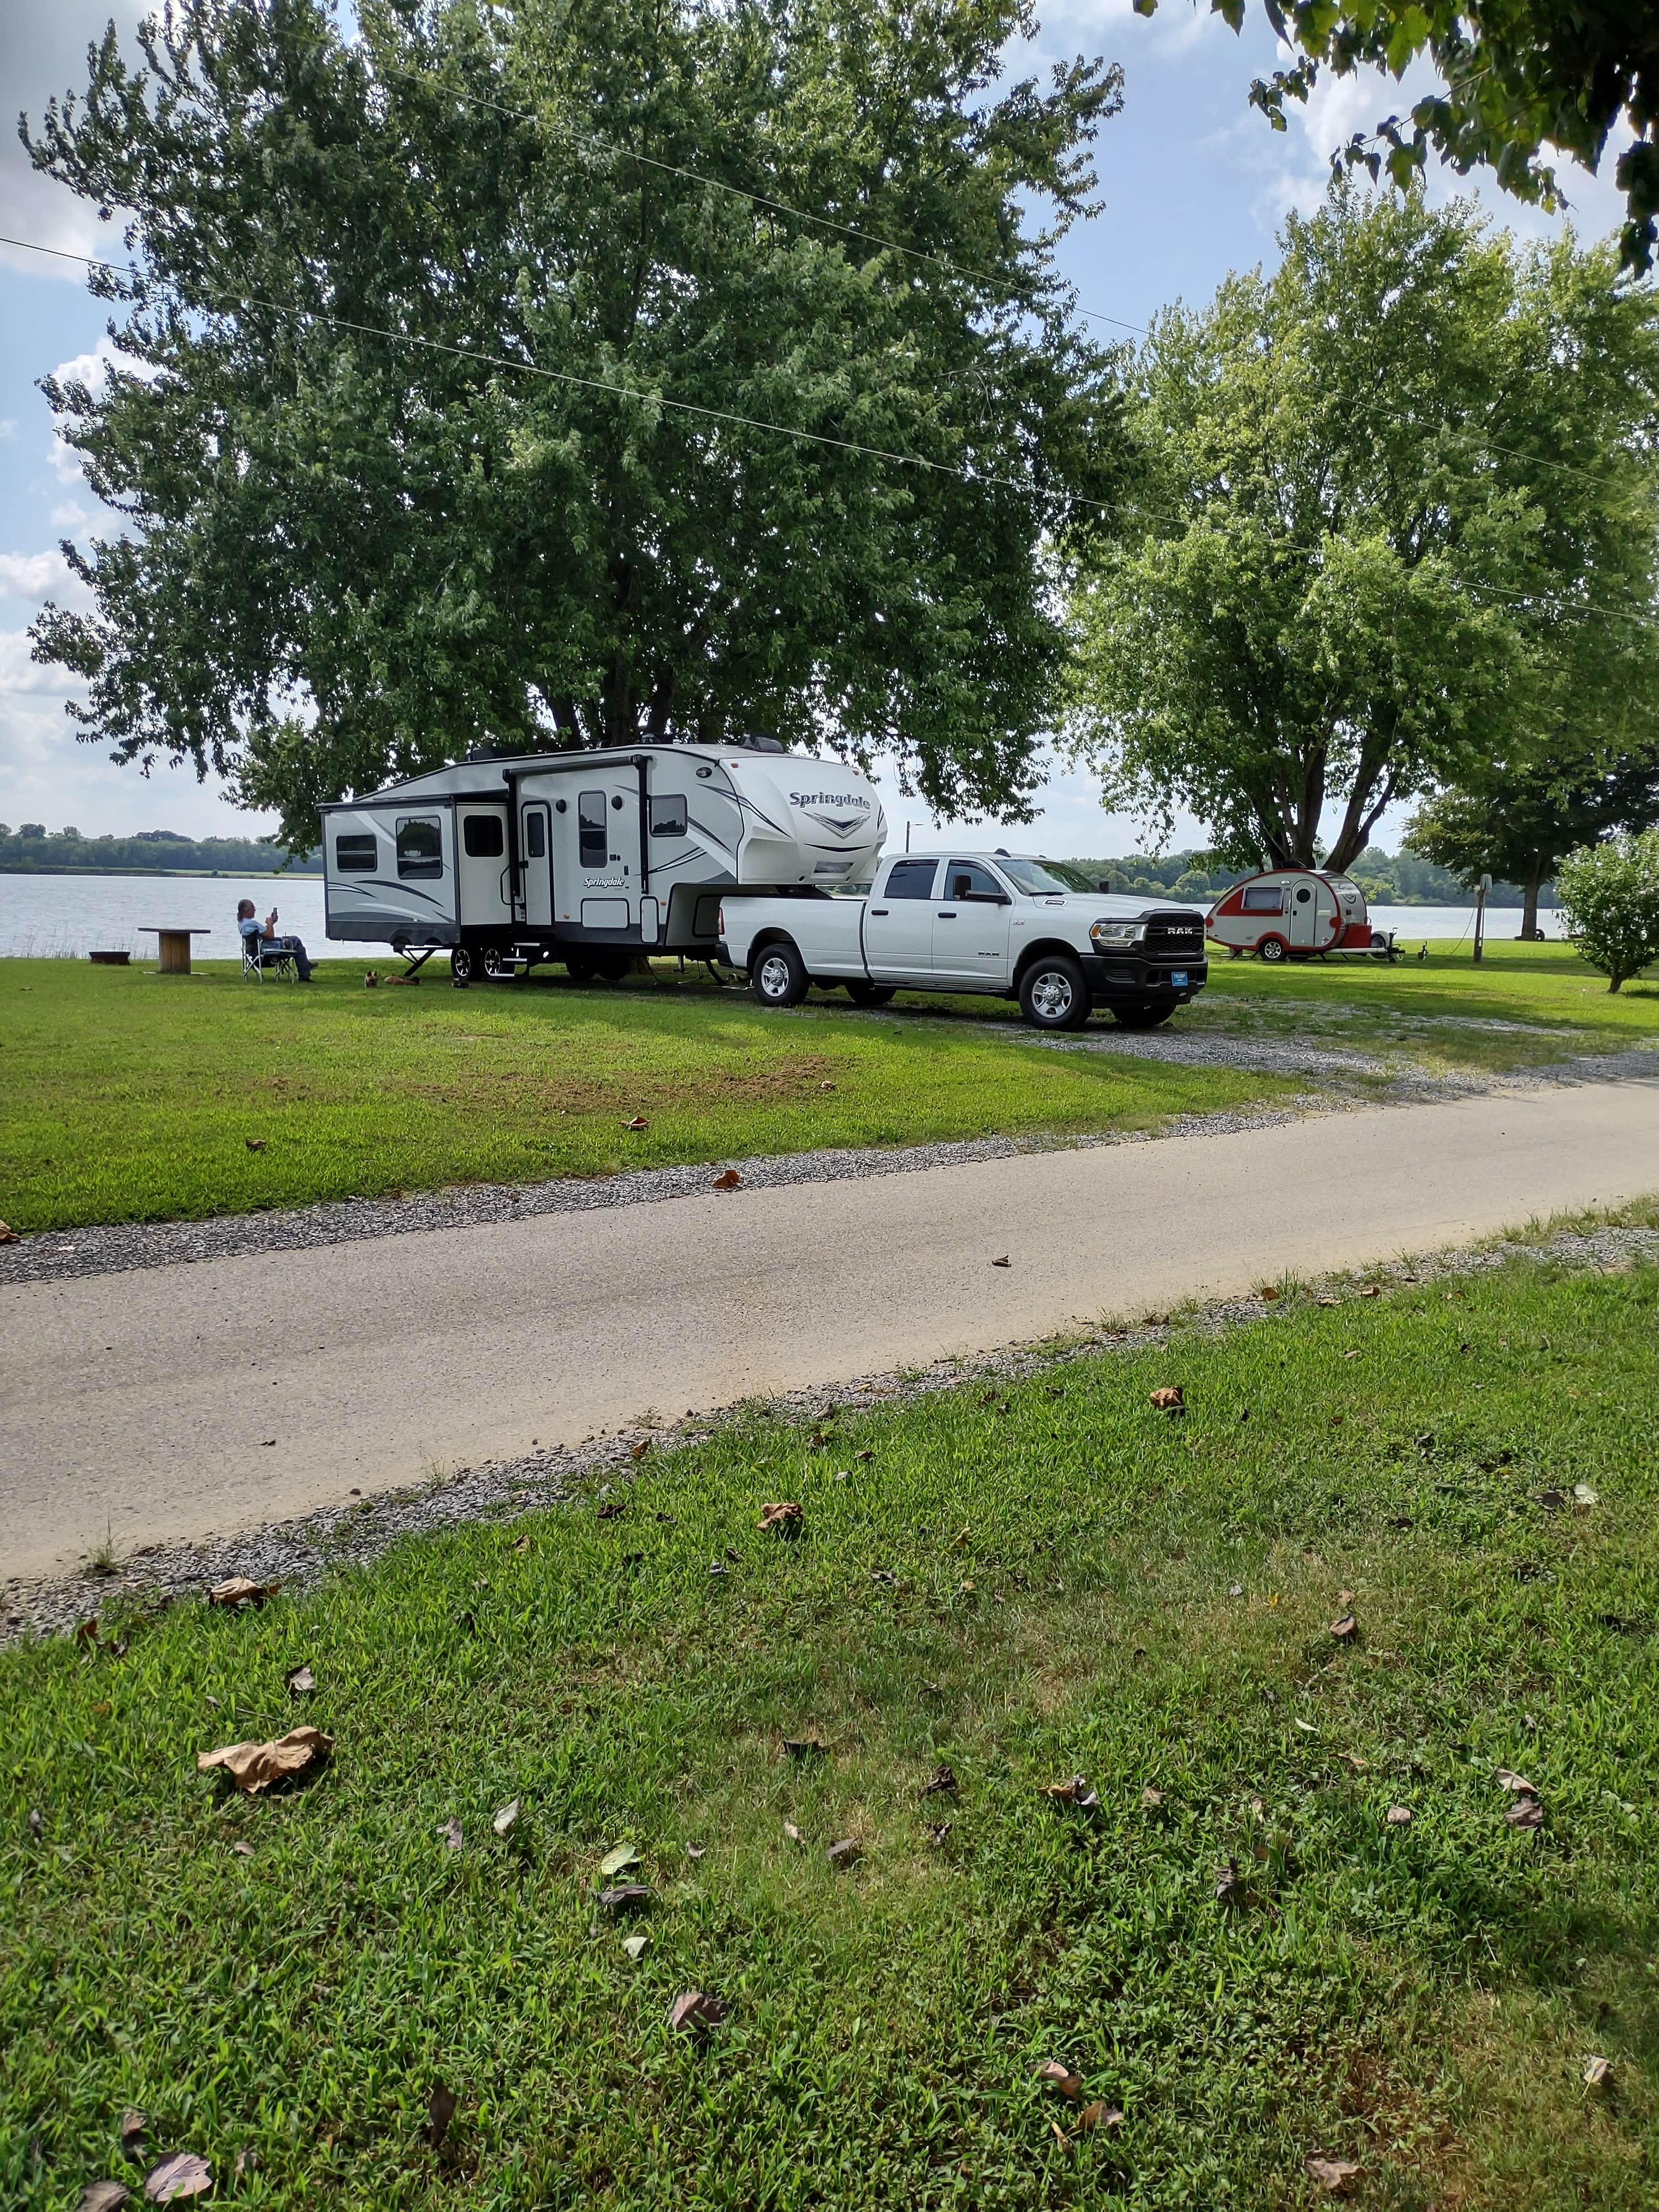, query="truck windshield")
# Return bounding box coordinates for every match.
[995,857,1078,896]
